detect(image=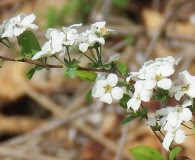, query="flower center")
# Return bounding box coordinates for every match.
[156,74,163,81]
[104,84,112,93]
[182,84,189,91]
